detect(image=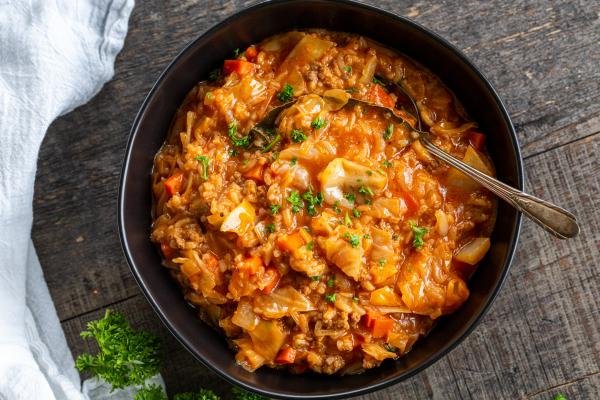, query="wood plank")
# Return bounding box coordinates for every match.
[34,0,600,321]
[62,134,600,398]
